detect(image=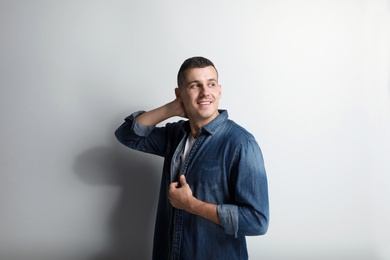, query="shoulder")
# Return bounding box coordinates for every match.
[218,120,264,166]
[211,119,260,154]
[223,119,255,141]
